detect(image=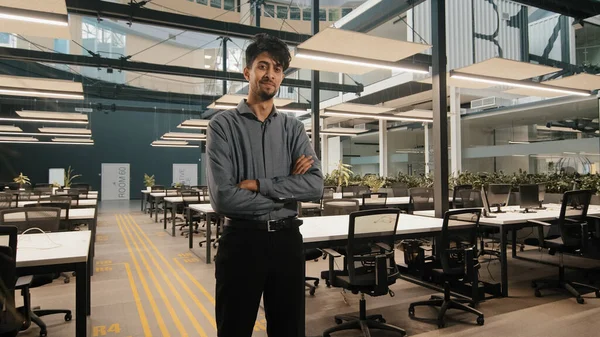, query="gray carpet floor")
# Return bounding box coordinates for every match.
[13,200,600,337]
